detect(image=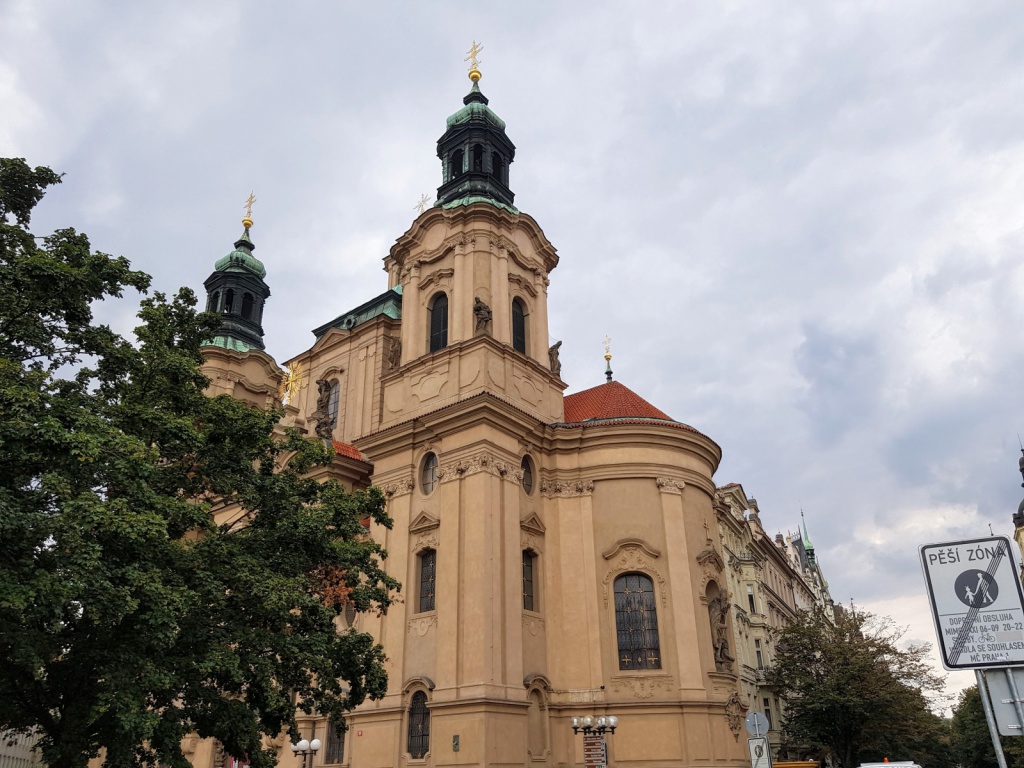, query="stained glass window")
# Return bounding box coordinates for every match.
[429,294,448,352]
[522,550,536,611]
[512,299,527,354]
